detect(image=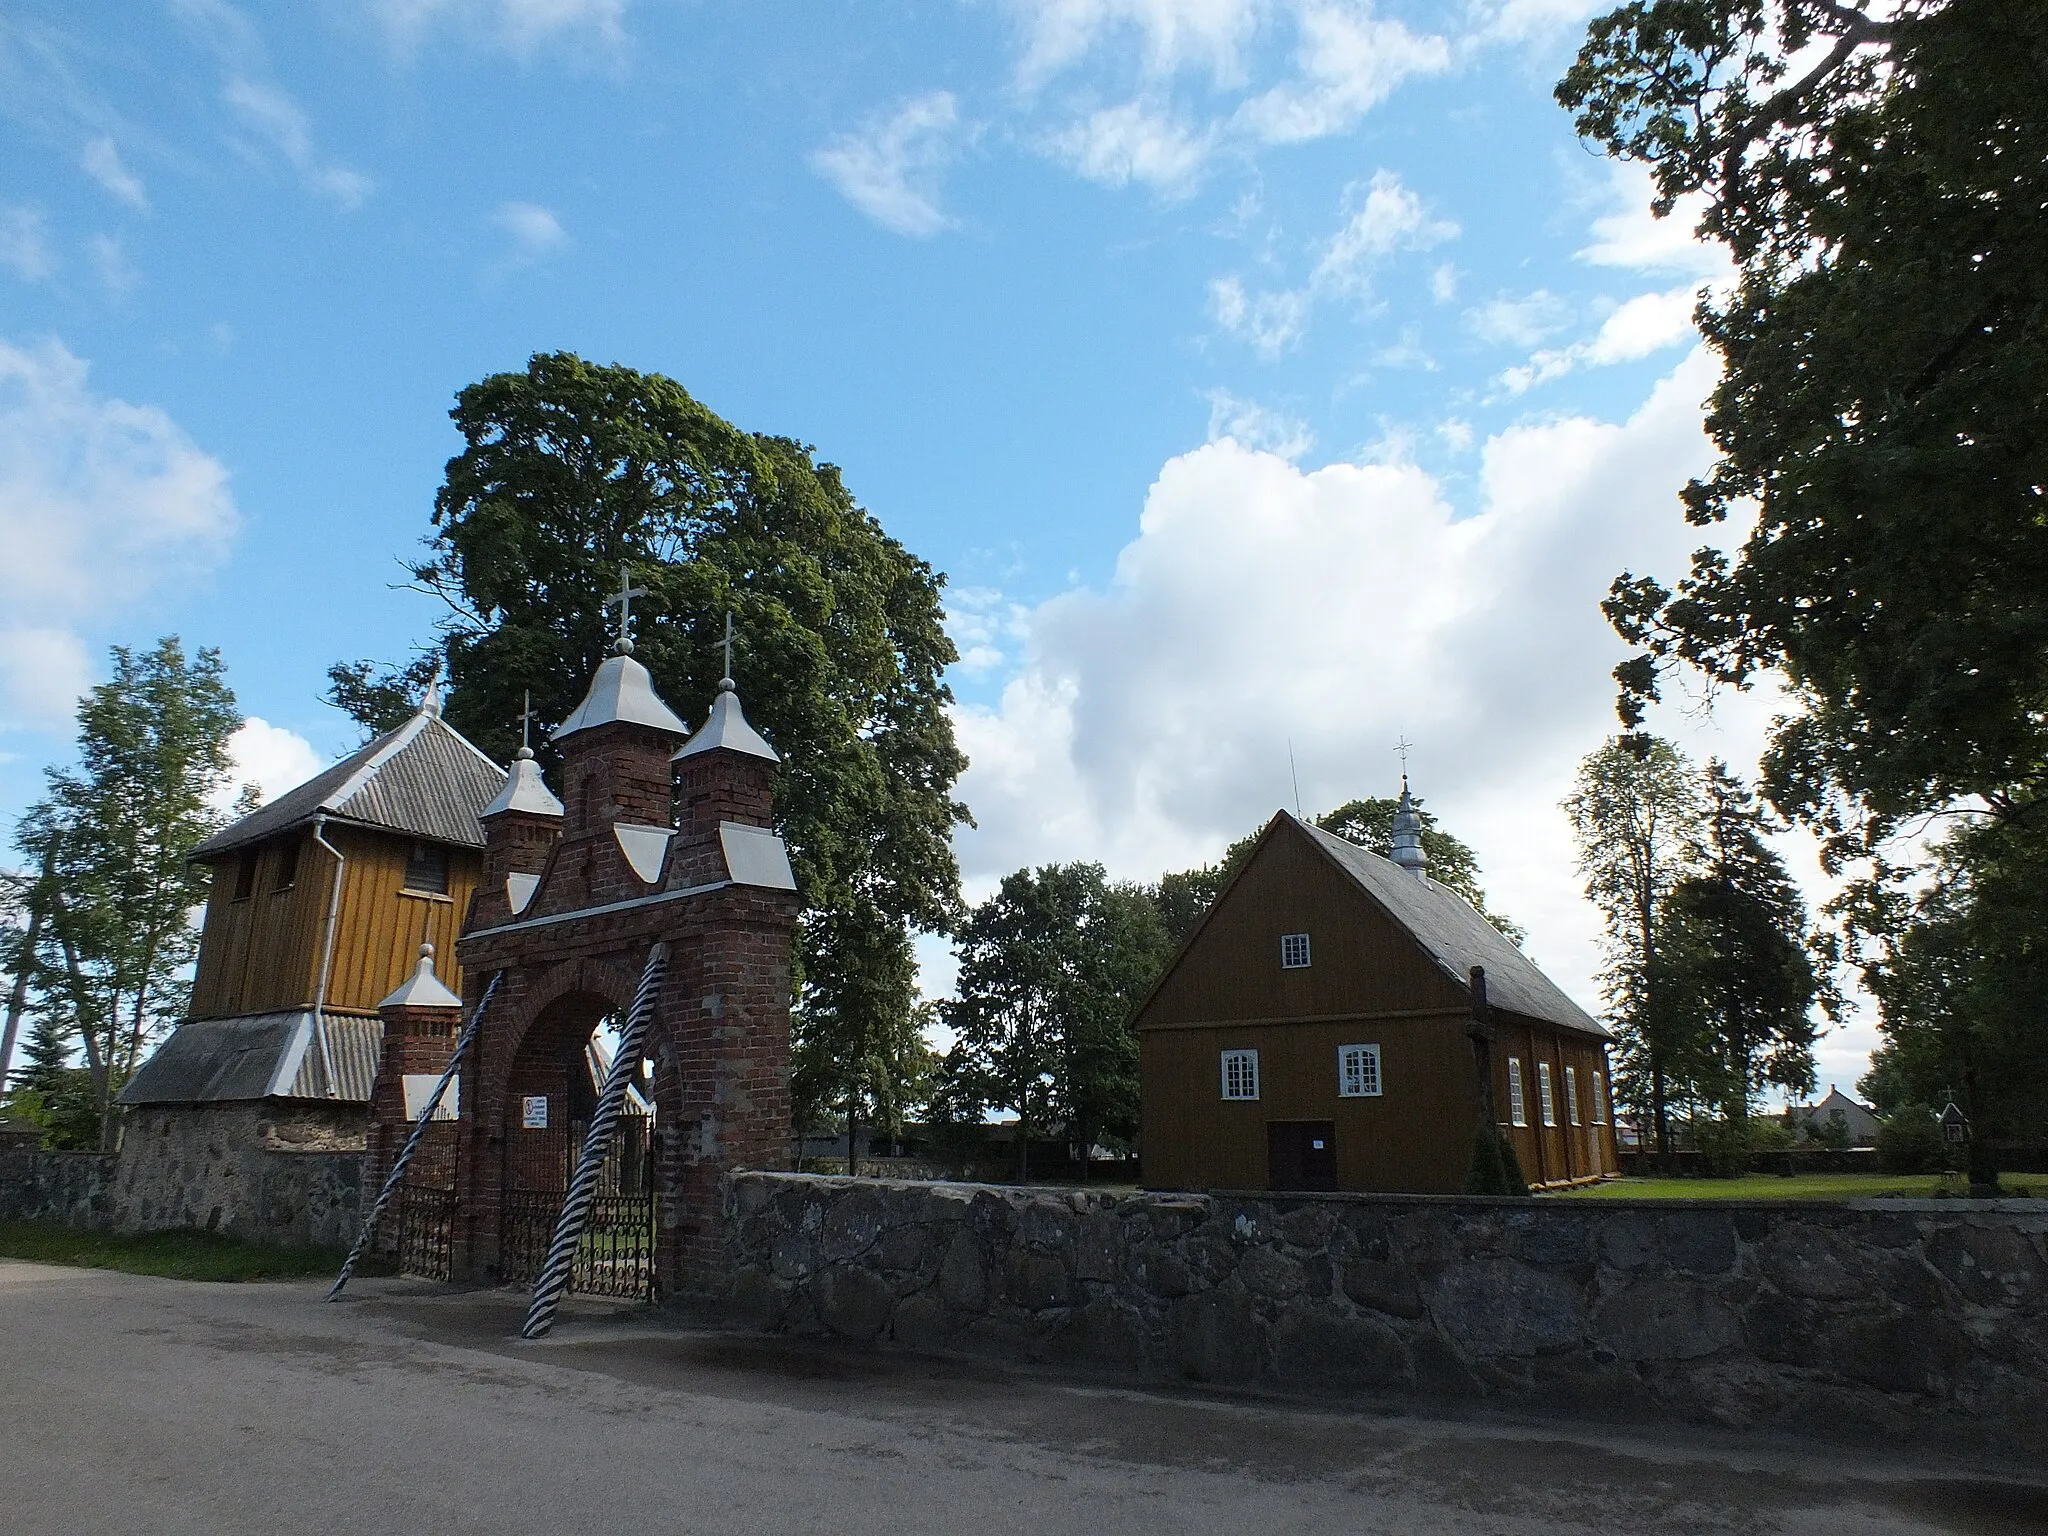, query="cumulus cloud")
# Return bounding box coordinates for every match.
[492,200,570,264]
[0,205,55,282]
[1499,285,1701,393]
[1049,100,1215,192]
[1231,3,1449,145]
[0,337,237,730]
[812,92,962,238]
[80,136,148,210]
[1205,387,1314,459]
[1579,161,1727,280]
[1010,0,1262,91]
[225,717,325,809]
[1465,289,1569,348]
[948,348,1733,1022]
[1213,170,1454,355]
